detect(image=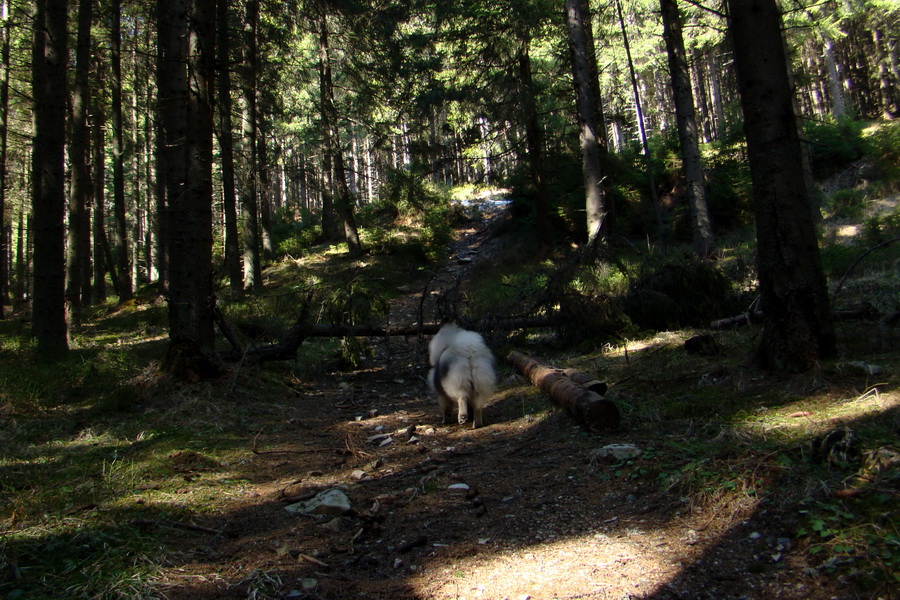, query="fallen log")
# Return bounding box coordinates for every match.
[560,368,608,396]
[223,316,561,362]
[507,351,620,431]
